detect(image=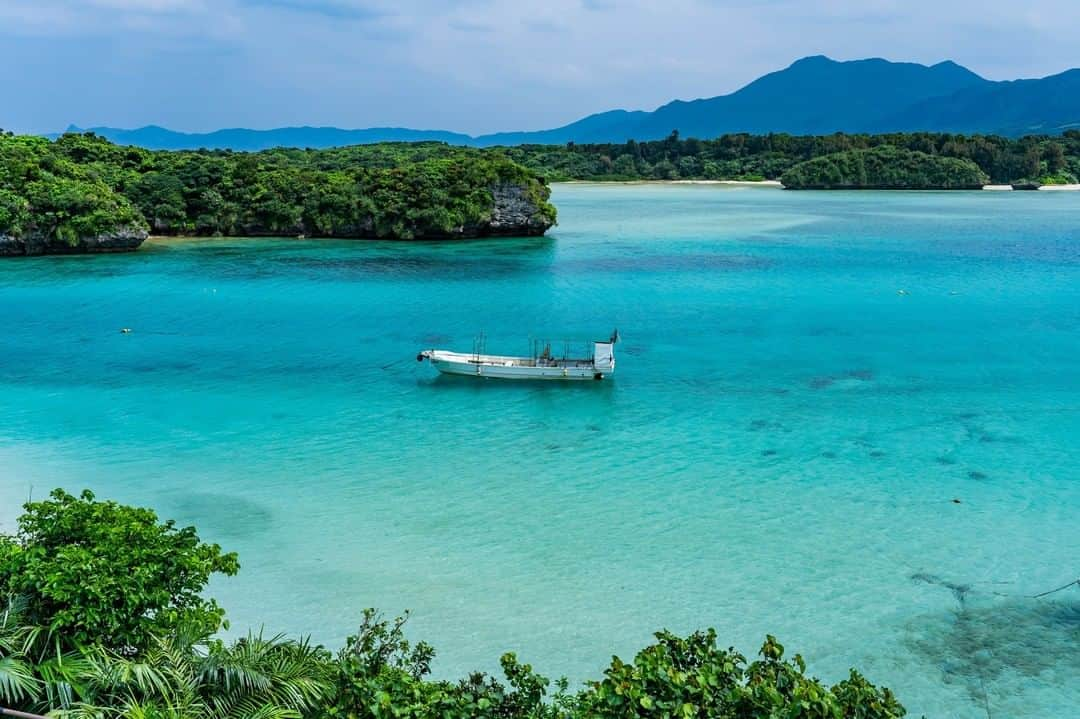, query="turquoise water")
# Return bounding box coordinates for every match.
[2,184,1079,717]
